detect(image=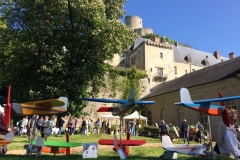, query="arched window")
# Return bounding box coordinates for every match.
[178,106,184,127]
[160,108,165,121]
[147,110,152,125]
